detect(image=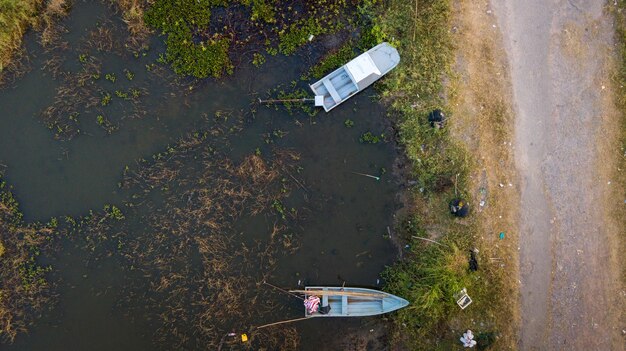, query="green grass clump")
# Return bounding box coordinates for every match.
[366,0,495,348]
[383,235,470,333]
